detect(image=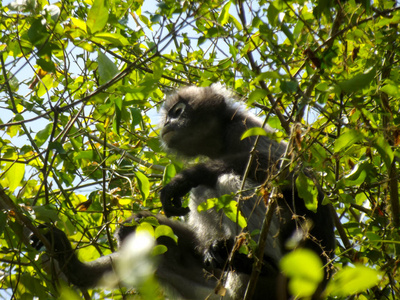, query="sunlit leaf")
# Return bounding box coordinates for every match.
[241,127,267,140]
[87,0,109,34]
[58,285,82,300]
[280,249,324,298]
[135,171,150,200]
[218,1,231,26]
[223,200,247,229]
[155,225,177,243]
[92,32,130,46]
[4,160,25,193]
[326,265,382,297]
[70,17,87,32]
[162,164,176,185]
[334,129,363,153]
[295,173,318,212]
